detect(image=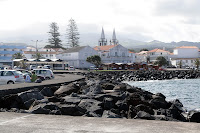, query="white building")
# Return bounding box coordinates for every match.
[171,46,199,68]
[23,47,63,59]
[135,51,148,63]
[147,48,173,63]
[56,46,98,69]
[94,28,135,64]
